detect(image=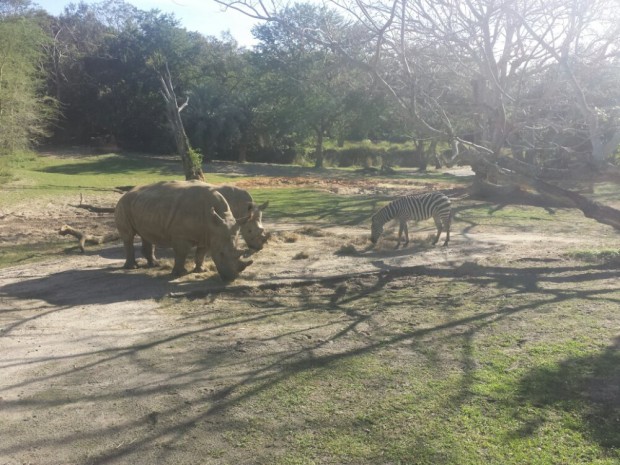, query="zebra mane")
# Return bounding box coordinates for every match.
[372,201,396,227]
